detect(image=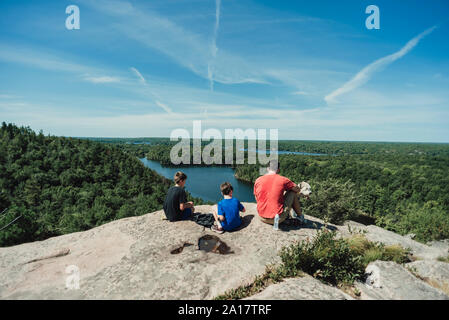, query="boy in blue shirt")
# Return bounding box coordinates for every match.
[212,182,245,233]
